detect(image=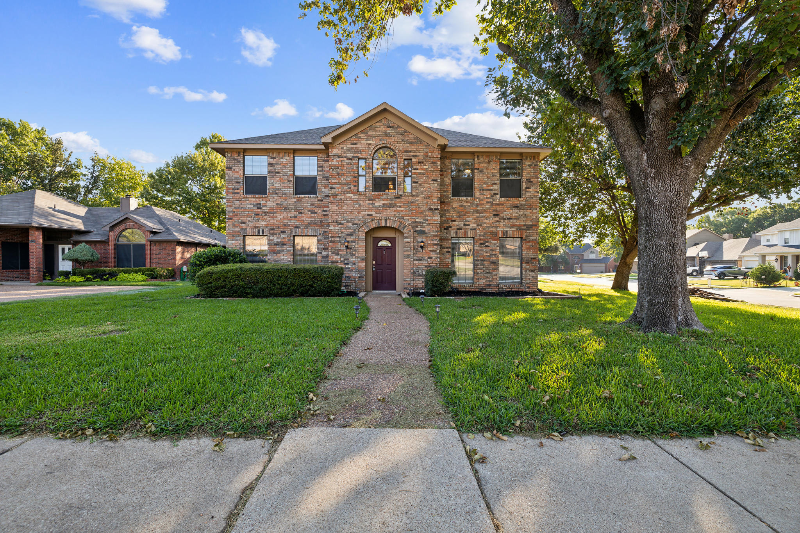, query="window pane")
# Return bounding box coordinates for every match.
[358,175,366,192]
[245,155,269,175]
[295,176,318,195]
[451,159,474,197]
[244,235,268,262]
[294,236,317,264]
[132,244,146,268]
[373,148,397,176]
[294,156,318,176]
[452,238,474,284]
[373,175,397,193]
[499,238,522,283]
[403,159,412,193]
[1,242,28,270]
[499,159,522,179]
[404,177,412,194]
[452,178,473,198]
[116,244,132,268]
[245,175,269,195]
[358,158,367,176]
[117,229,146,243]
[20,243,30,269]
[499,179,521,198]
